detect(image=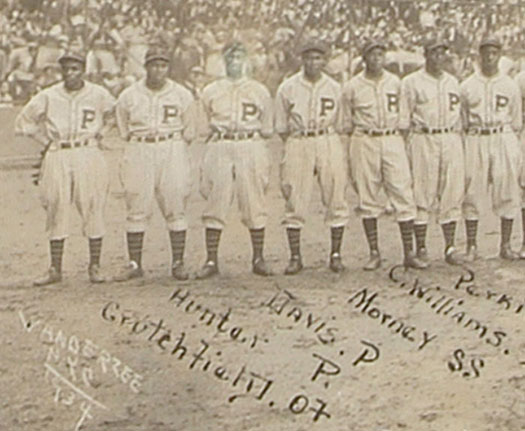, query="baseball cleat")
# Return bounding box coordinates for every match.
[284,255,303,275]
[519,245,525,259]
[114,261,144,282]
[171,260,189,281]
[416,247,429,265]
[444,246,463,266]
[33,266,62,286]
[252,257,273,277]
[88,264,106,283]
[500,244,519,261]
[464,245,478,263]
[196,261,219,280]
[363,250,381,271]
[404,251,429,270]
[329,253,346,273]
